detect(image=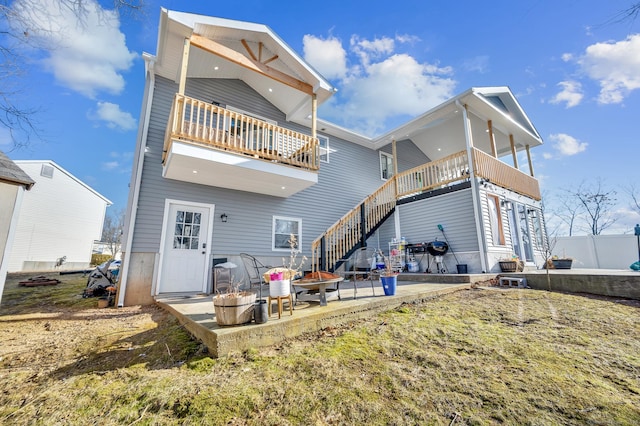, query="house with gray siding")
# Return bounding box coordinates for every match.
[117,9,547,306]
